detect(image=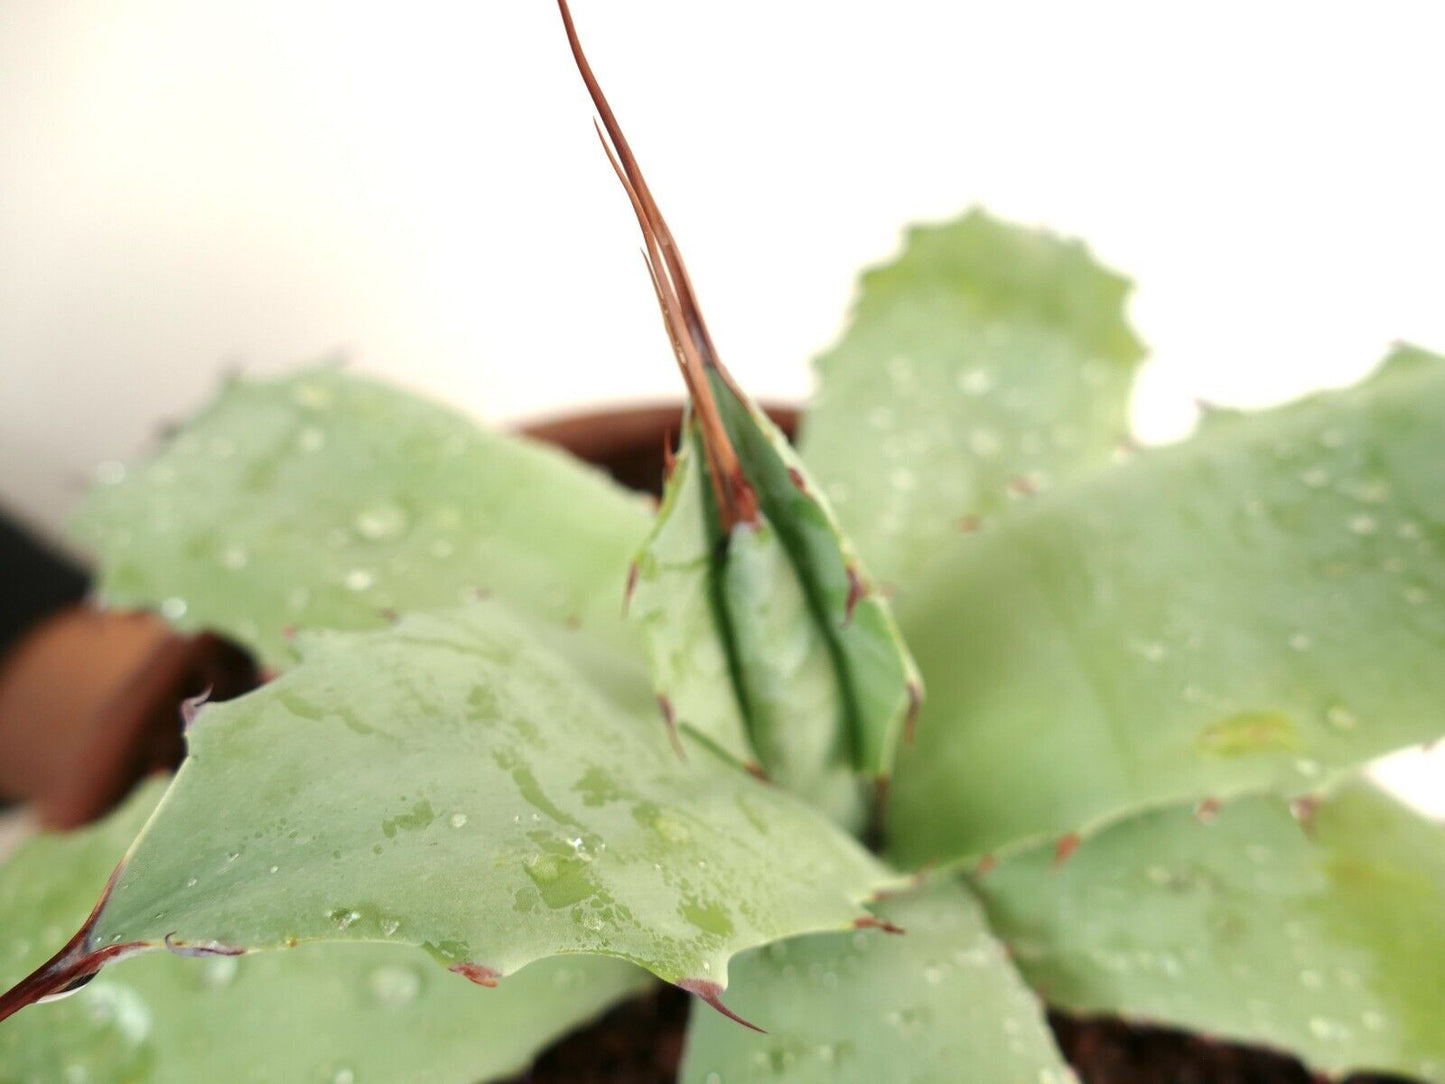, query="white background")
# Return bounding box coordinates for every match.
[1,2,1441,808]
